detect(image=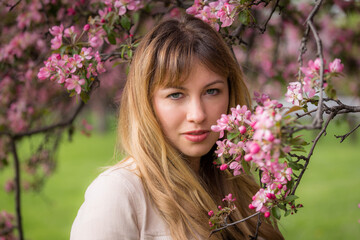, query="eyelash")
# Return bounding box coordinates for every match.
[167,89,220,100]
[206,88,219,95]
[167,92,183,99]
